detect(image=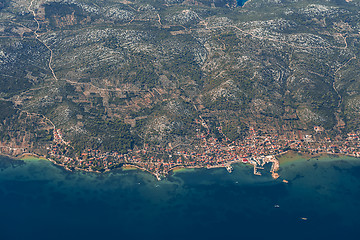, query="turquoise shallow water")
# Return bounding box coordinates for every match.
[0,155,360,240]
